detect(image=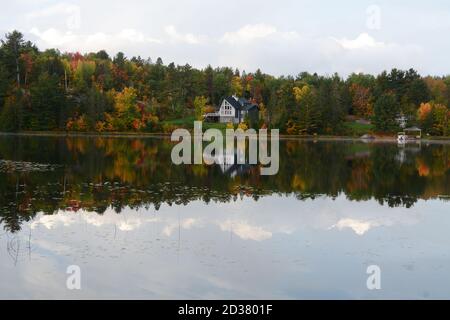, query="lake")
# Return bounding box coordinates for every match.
[0,135,449,299]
